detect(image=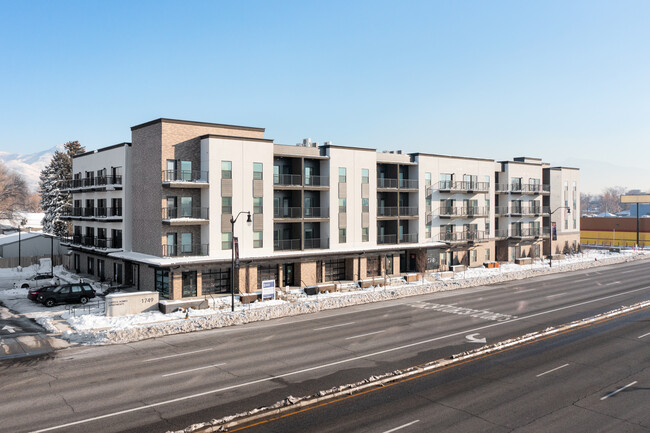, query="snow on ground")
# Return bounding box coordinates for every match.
[0,249,647,346]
